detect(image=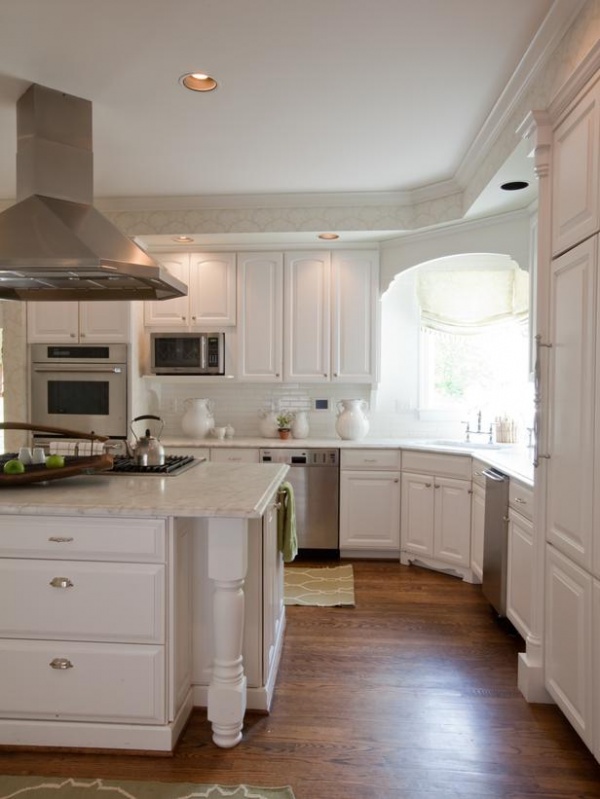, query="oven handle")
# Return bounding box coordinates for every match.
[32,365,124,374]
